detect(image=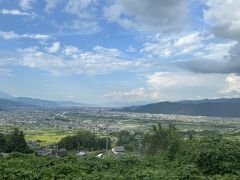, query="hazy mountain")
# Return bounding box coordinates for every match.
[57,101,93,107]
[14,97,60,107]
[0,98,34,109]
[0,92,14,99]
[0,91,91,108]
[14,97,91,107]
[178,98,240,104]
[122,98,240,117]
